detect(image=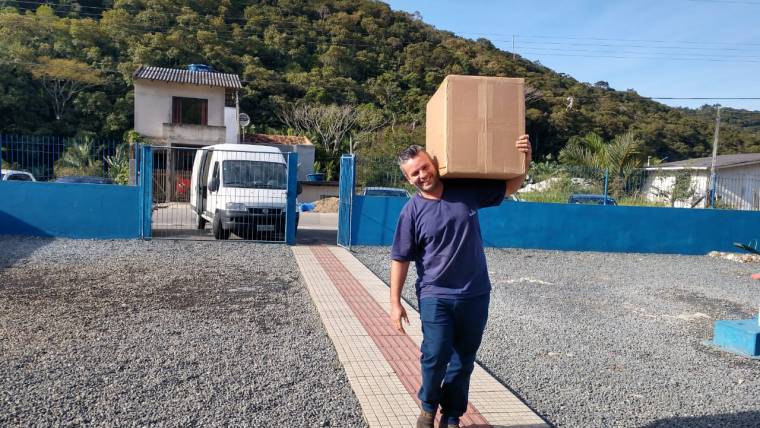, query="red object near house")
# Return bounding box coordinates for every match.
[176,177,190,196]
